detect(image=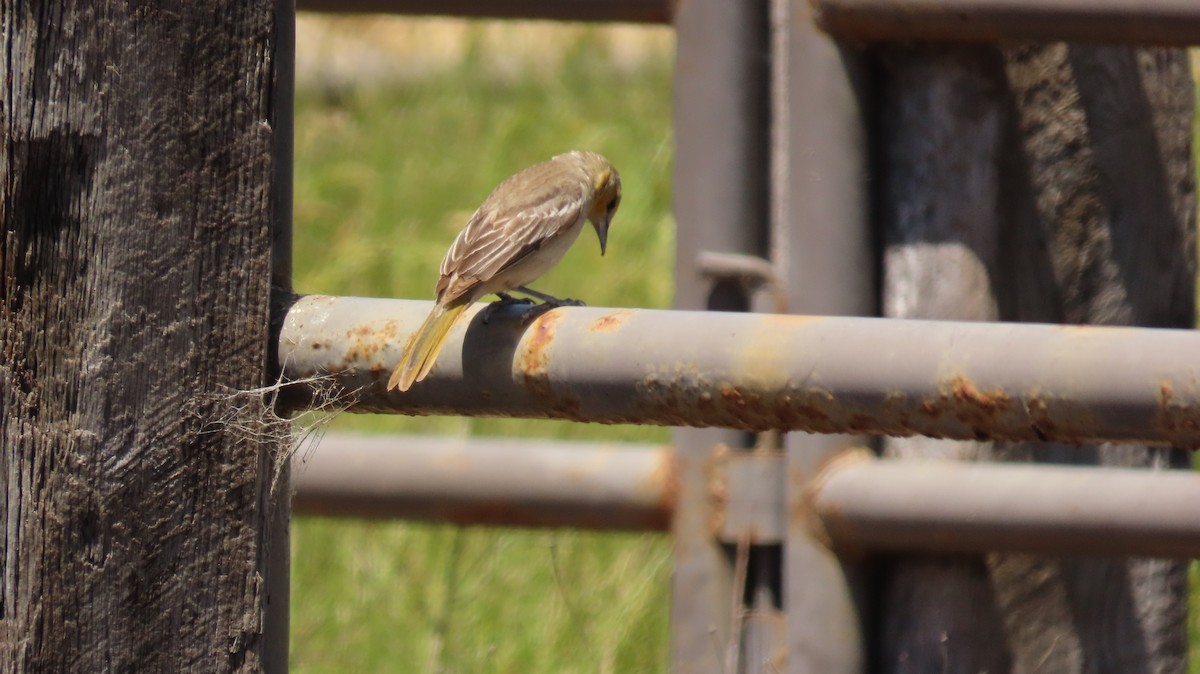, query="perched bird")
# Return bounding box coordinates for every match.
[387,150,622,392]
